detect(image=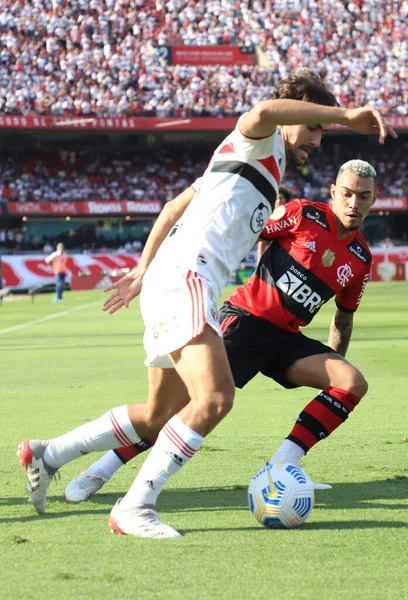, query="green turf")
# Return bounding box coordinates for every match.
[1,283,407,600]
